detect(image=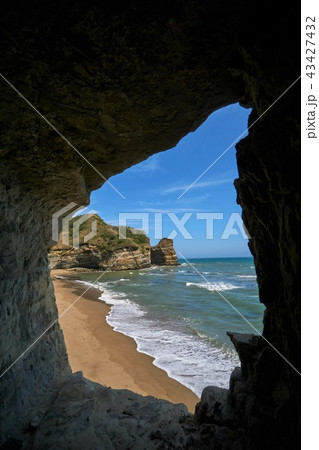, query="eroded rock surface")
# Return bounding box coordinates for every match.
[48,214,152,270]
[27,372,197,450]
[150,239,179,266]
[48,216,179,271]
[50,245,151,271]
